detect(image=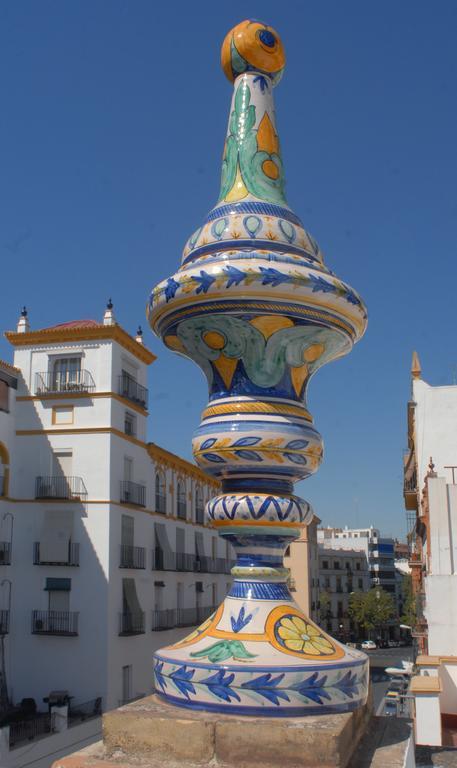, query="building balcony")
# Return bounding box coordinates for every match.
[32,610,79,636]
[119,611,145,636]
[151,608,177,631]
[34,542,79,566]
[176,605,218,628]
[9,714,55,749]
[404,451,418,510]
[35,476,87,501]
[195,555,233,574]
[35,370,95,395]
[0,541,11,565]
[176,552,196,571]
[151,547,175,571]
[120,480,146,507]
[0,609,9,634]
[119,544,145,569]
[118,374,148,410]
[155,493,166,514]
